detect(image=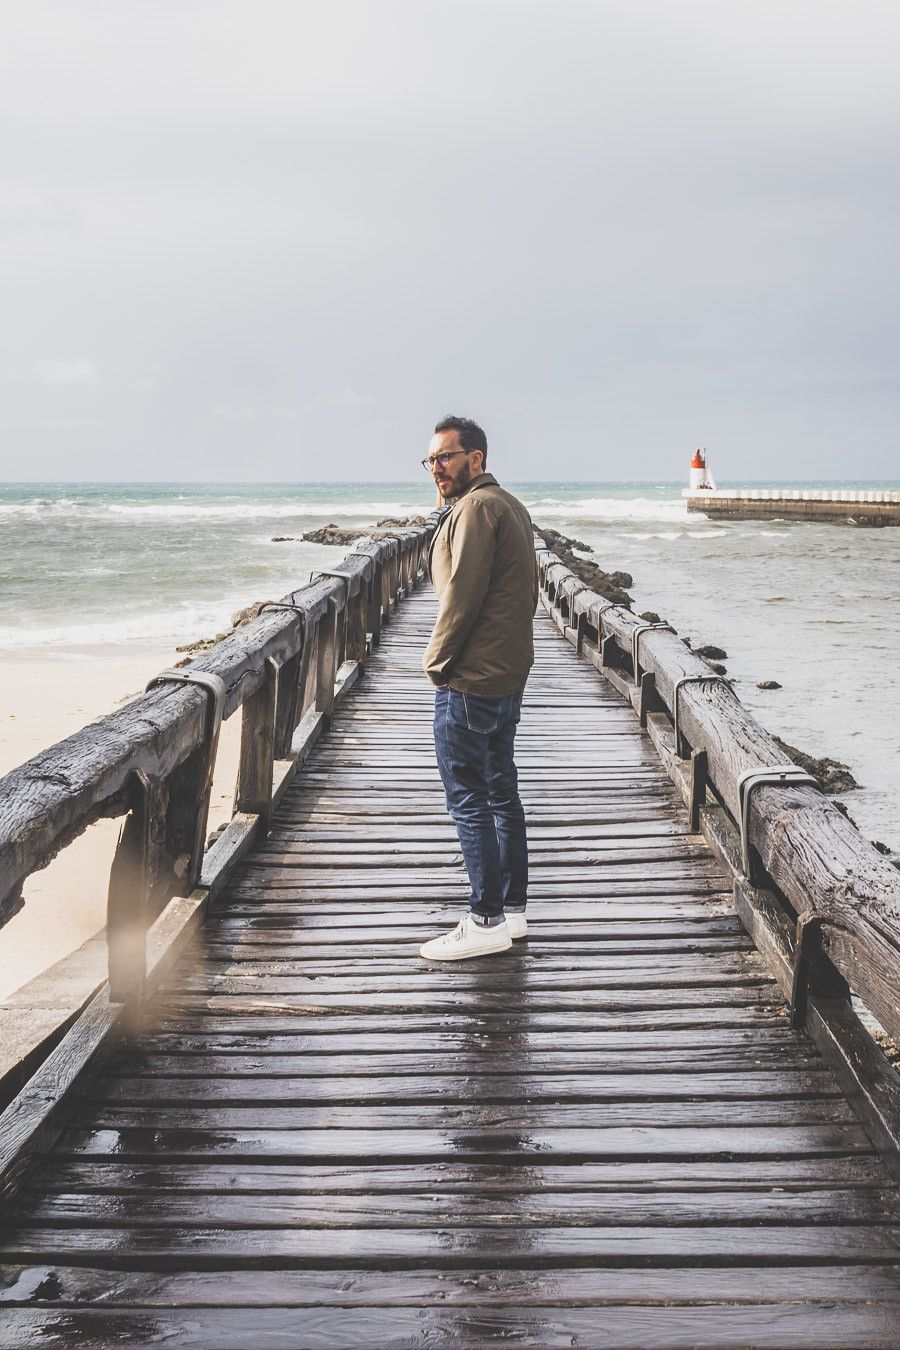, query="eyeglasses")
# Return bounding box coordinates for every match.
[421,450,467,472]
